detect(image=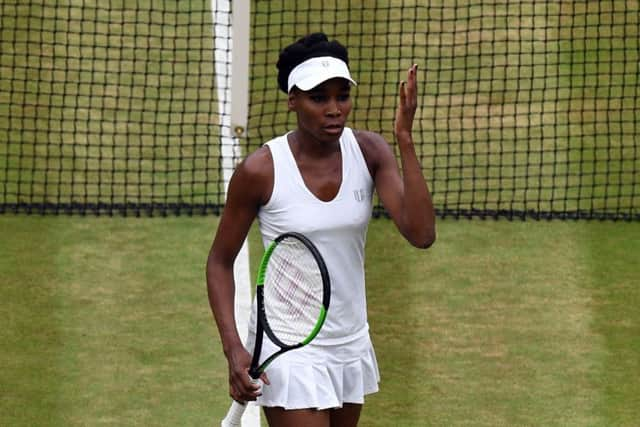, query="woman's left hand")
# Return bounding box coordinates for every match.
[394,64,419,141]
